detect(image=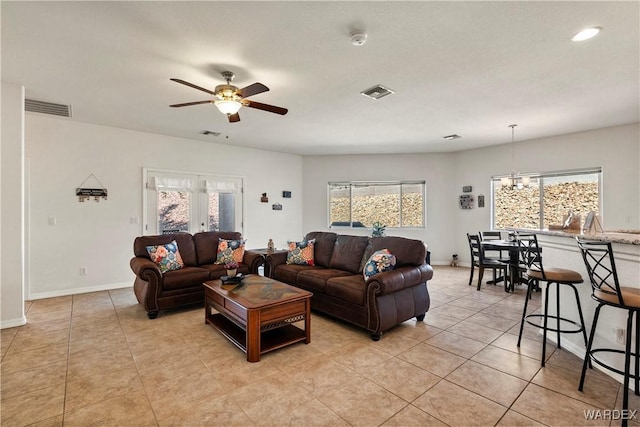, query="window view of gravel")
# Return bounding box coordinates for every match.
[493,170,600,230]
[329,182,425,229]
